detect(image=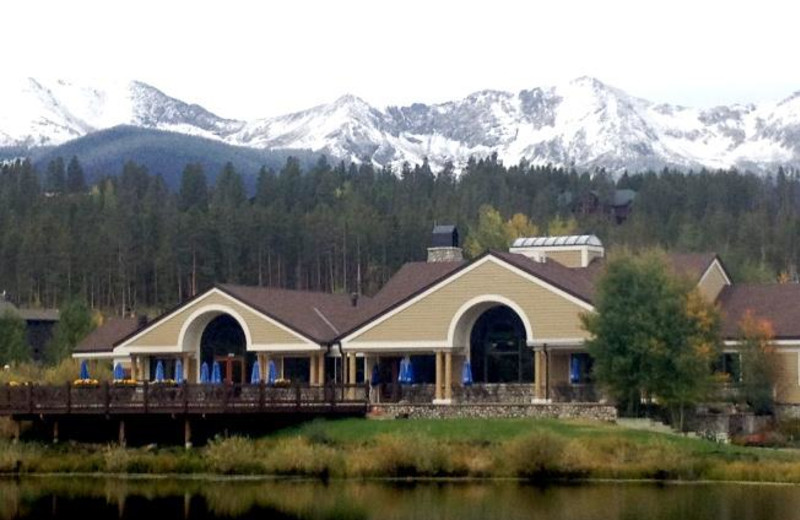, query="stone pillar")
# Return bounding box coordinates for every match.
[444,351,453,401]
[435,351,444,401]
[348,354,357,385]
[279,356,285,379]
[263,354,270,383]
